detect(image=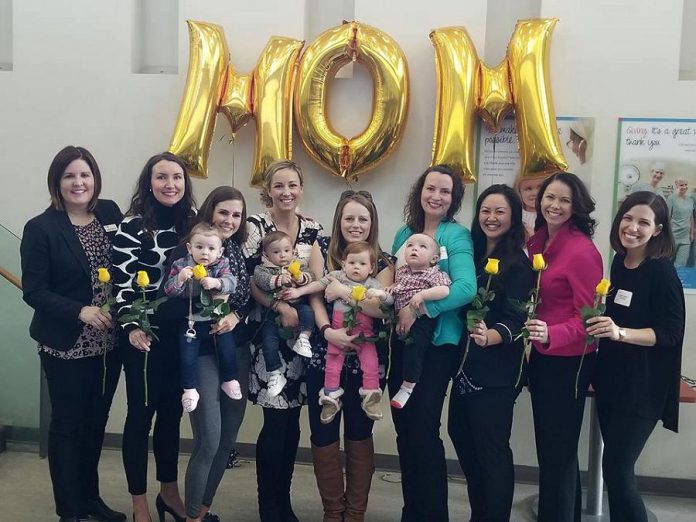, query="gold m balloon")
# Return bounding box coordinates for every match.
[294,21,409,181]
[430,19,567,183]
[168,21,303,185]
